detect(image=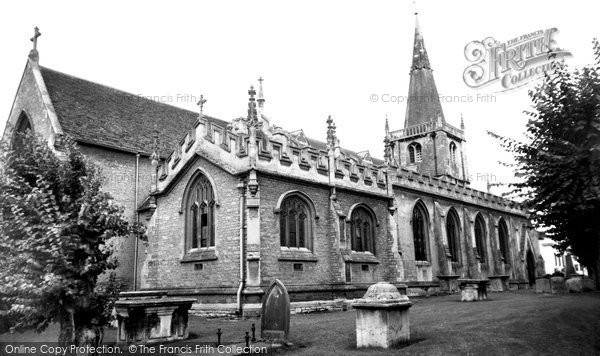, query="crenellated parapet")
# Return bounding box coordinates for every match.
[390,120,464,141]
[389,167,526,216]
[151,113,392,198]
